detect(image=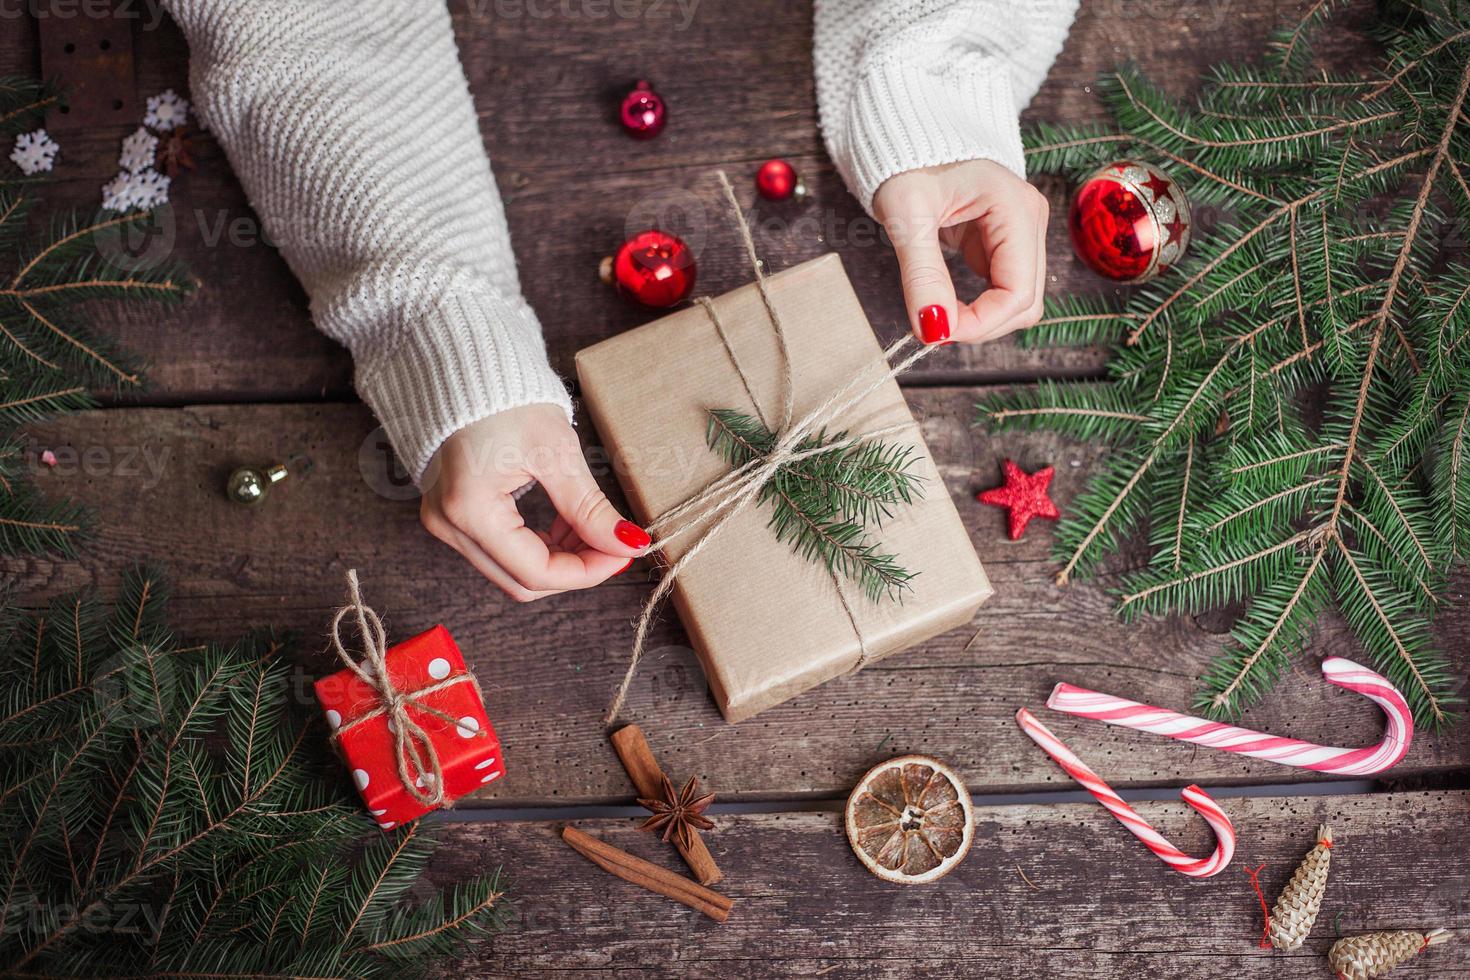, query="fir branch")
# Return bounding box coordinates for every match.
[980,7,1470,725]
[706,408,922,602]
[1199,547,1329,717]
[0,569,508,974]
